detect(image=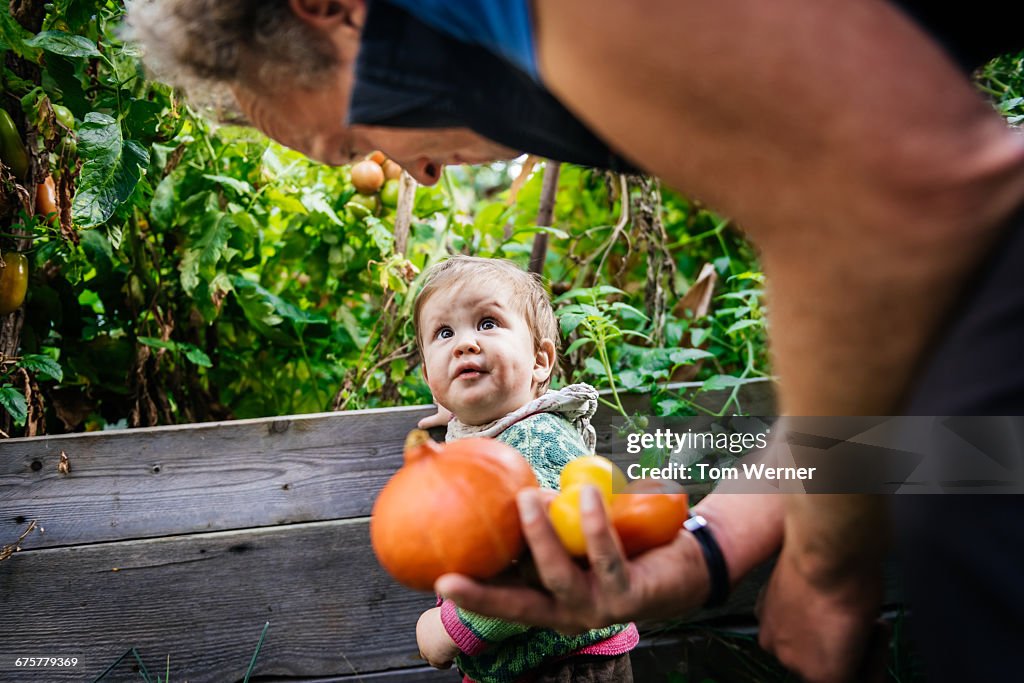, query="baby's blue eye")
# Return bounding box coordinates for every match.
[437,327,453,339]
[479,318,497,330]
